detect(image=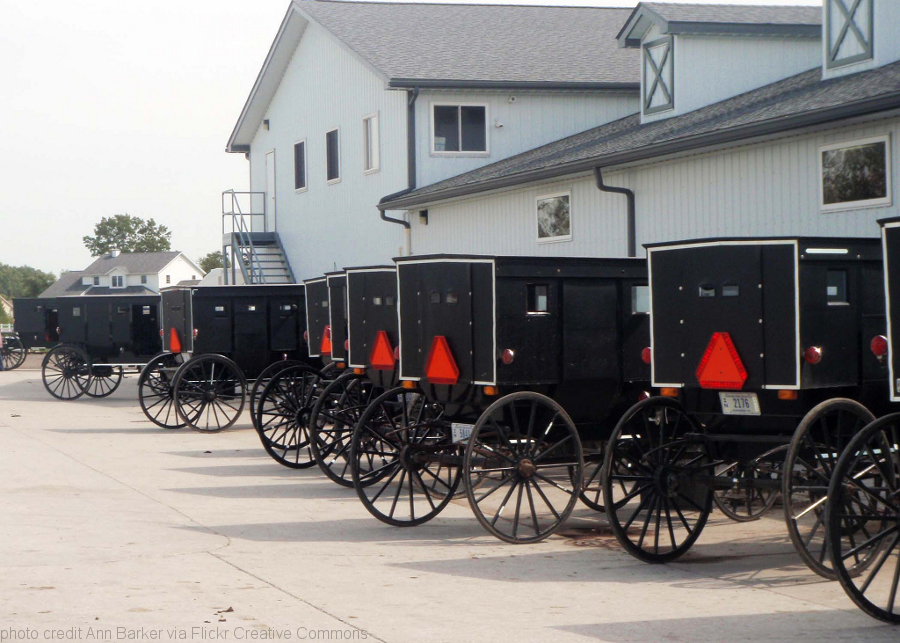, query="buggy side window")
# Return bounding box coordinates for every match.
[722,285,740,297]
[527,284,549,314]
[117,306,128,315]
[214,305,227,318]
[142,306,151,315]
[827,270,848,305]
[72,307,81,317]
[632,286,650,314]
[445,291,459,304]
[279,304,293,316]
[385,295,395,306]
[429,292,441,304]
[321,300,329,308]
[247,305,257,312]
[373,297,383,306]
